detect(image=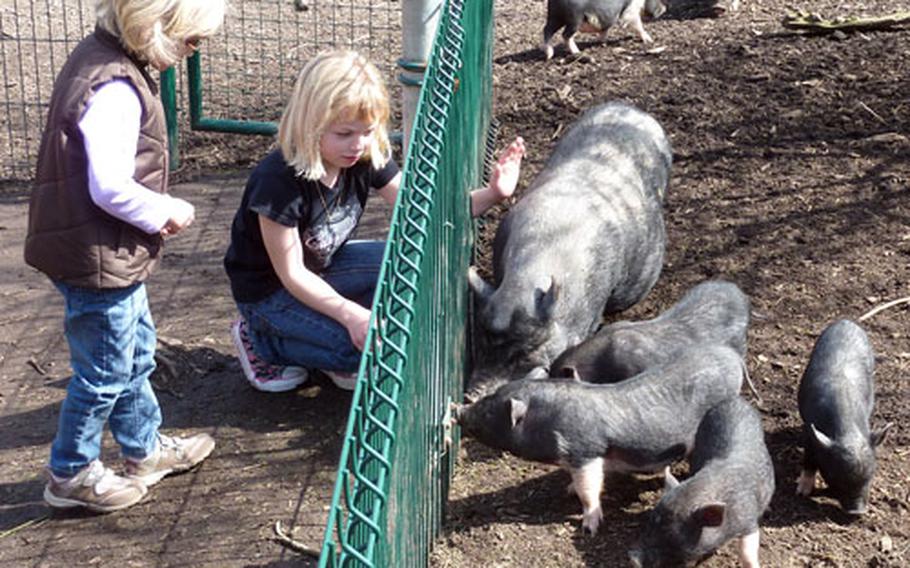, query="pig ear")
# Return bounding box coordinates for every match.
[663,466,680,490]
[468,266,495,302]
[534,276,559,322]
[809,423,835,449]
[871,422,893,447]
[558,366,581,380]
[693,503,726,528]
[522,367,549,380]
[508,398,528,428]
